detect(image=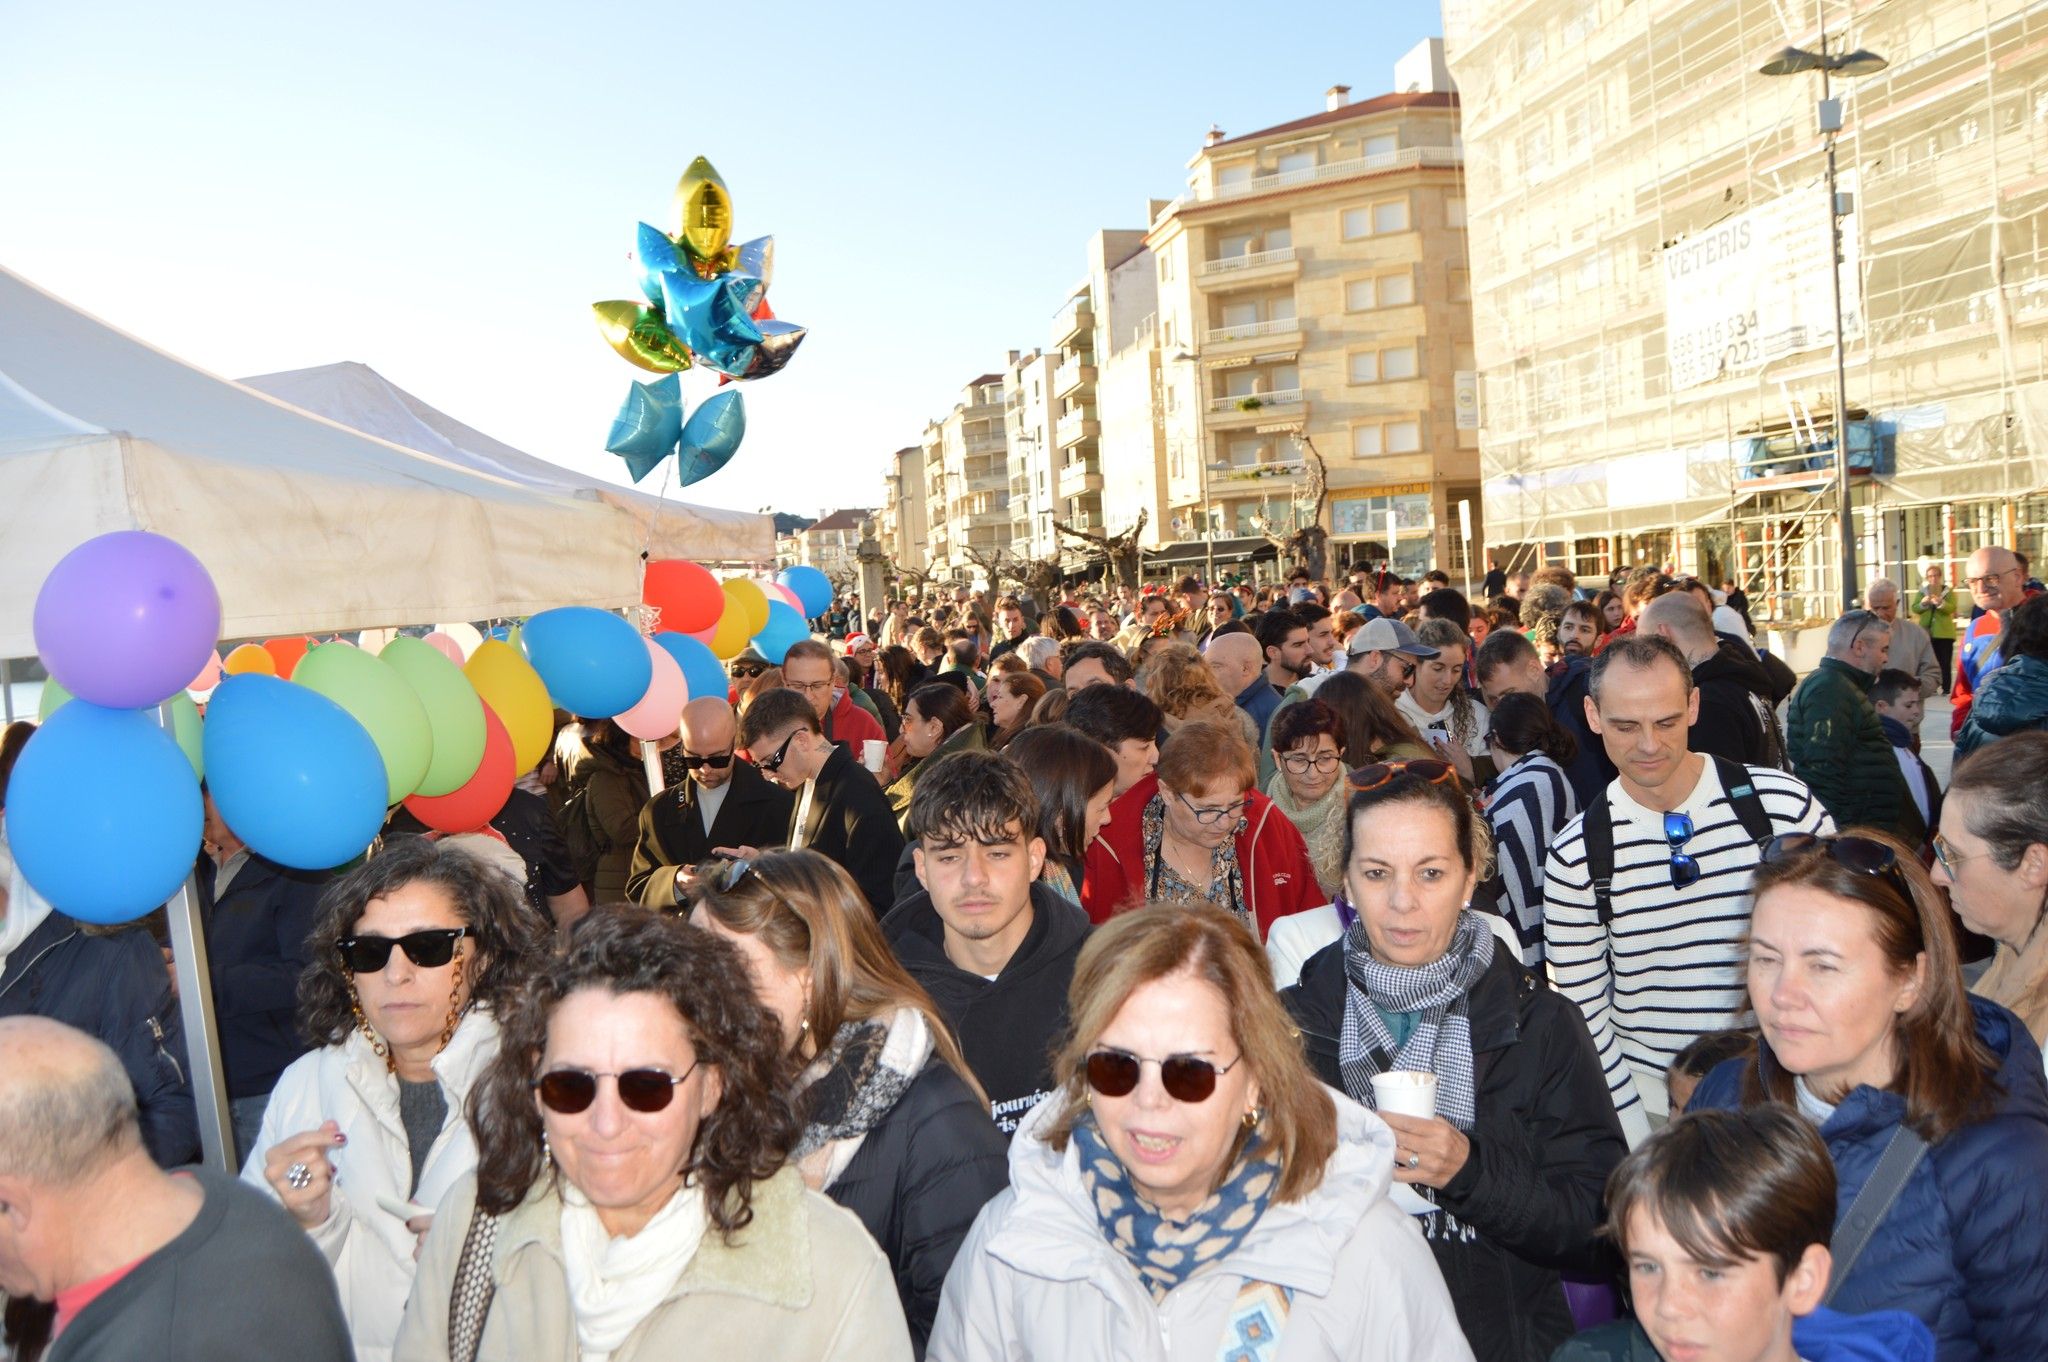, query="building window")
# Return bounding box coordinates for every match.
[1449,267,1471,303]
[1216,163,1253,191]
[1345,278,1376,311]
[1350,345,1418,383]
[1349,351,1379,384]
[1351,419,1423,456]
[1373,198,1410,234]
[1445,197,1466,229]
[1387,420,1422,452]
[1363,132,1399,158]
[1342,207,1372,240]
[1378,272,1416,306]
[1352,424,1383,457]
[1275,150,1315,175]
